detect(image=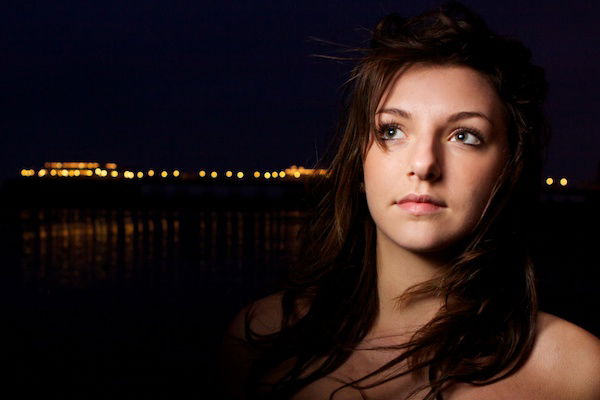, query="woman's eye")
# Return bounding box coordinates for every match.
[450,129,482,145]
[379,125,407,140]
